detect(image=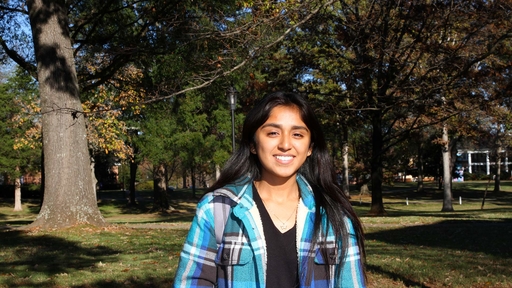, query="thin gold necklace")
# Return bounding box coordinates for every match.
[261,197,298,231]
